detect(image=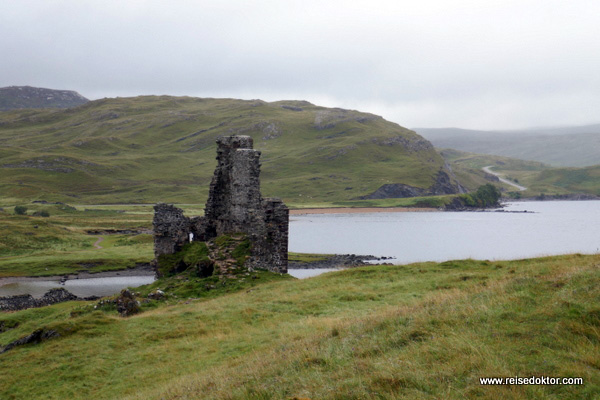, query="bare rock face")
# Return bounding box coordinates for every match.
[0,328,60,354]
[153,135,288,275]
[0,86,88,110]
[359,170,466,200]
